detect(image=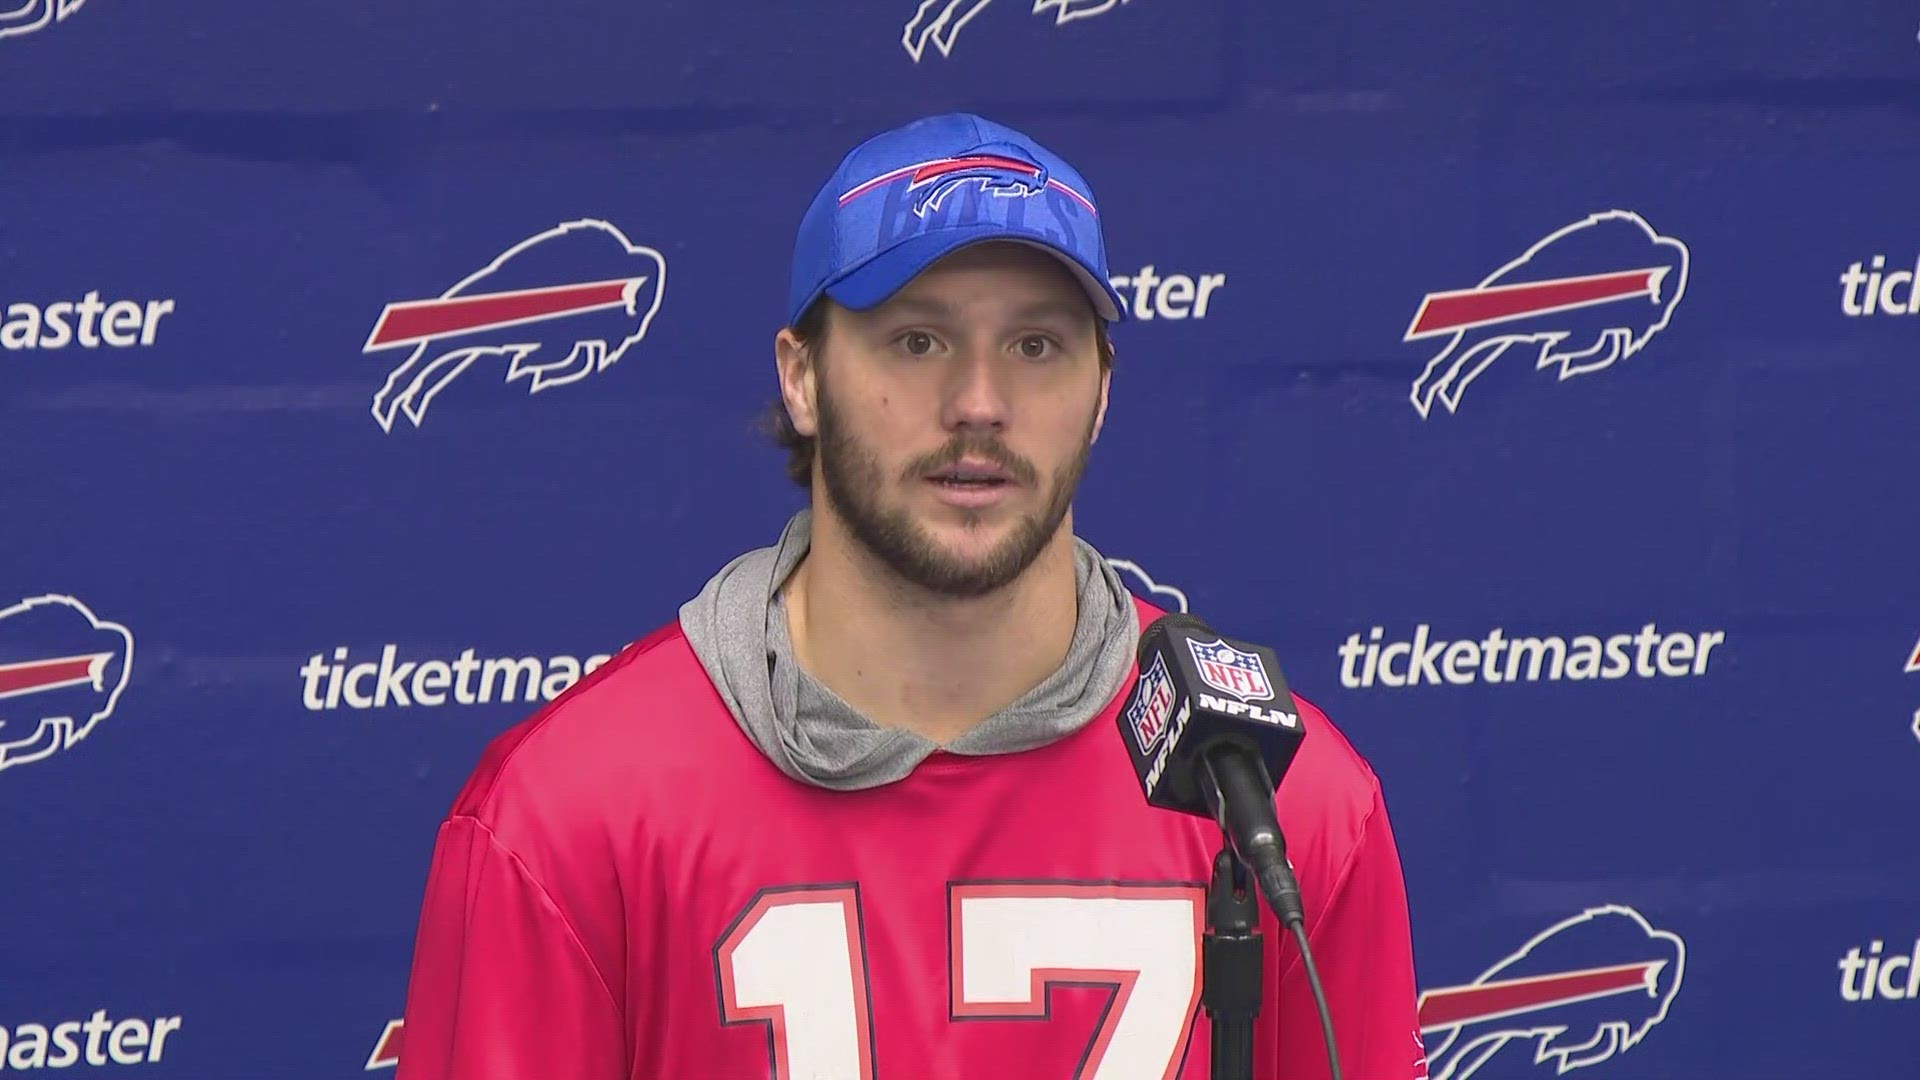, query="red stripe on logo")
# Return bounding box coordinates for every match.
[365,1020,403,1070]
[1417,961,1660,1030]
[1406,269,1662,339]
[0,653,112,699]
[908,155,1041,185]
[365,278,640,350]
